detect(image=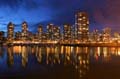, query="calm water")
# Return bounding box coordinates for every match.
[0,45,120,79]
